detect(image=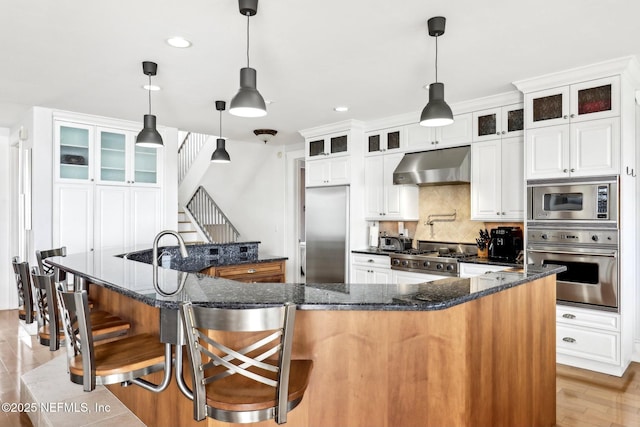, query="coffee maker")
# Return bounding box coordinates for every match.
[488,227,523,262]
